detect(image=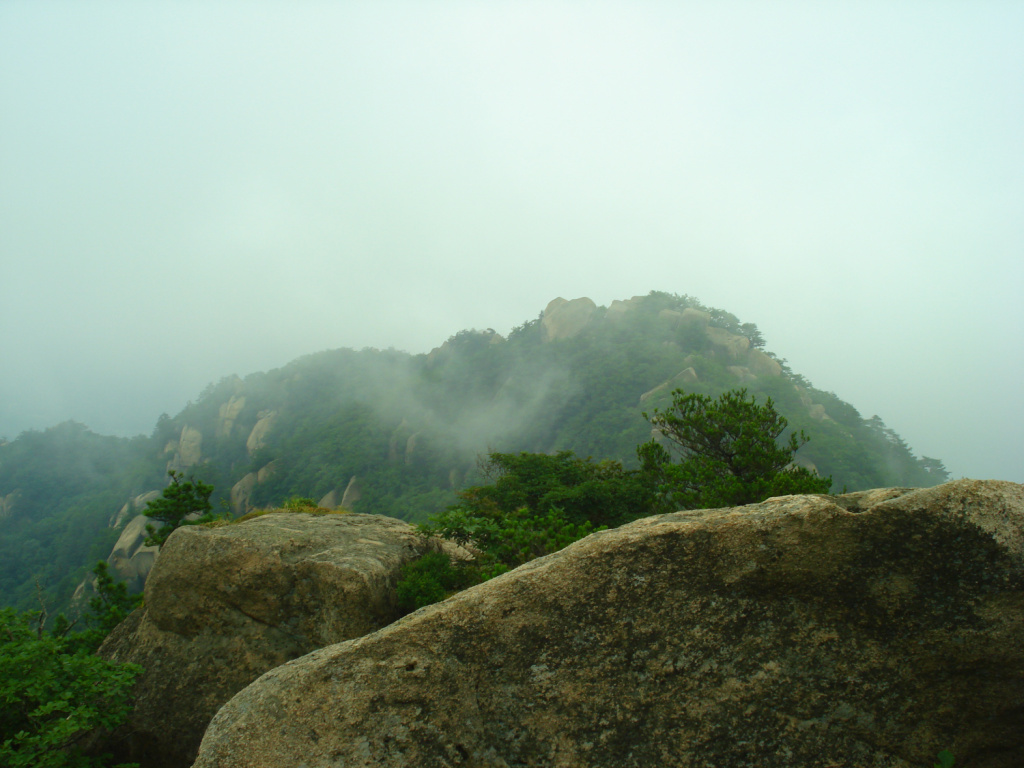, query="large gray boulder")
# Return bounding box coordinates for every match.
[98,512,448,768]
[193,479,1024,768]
